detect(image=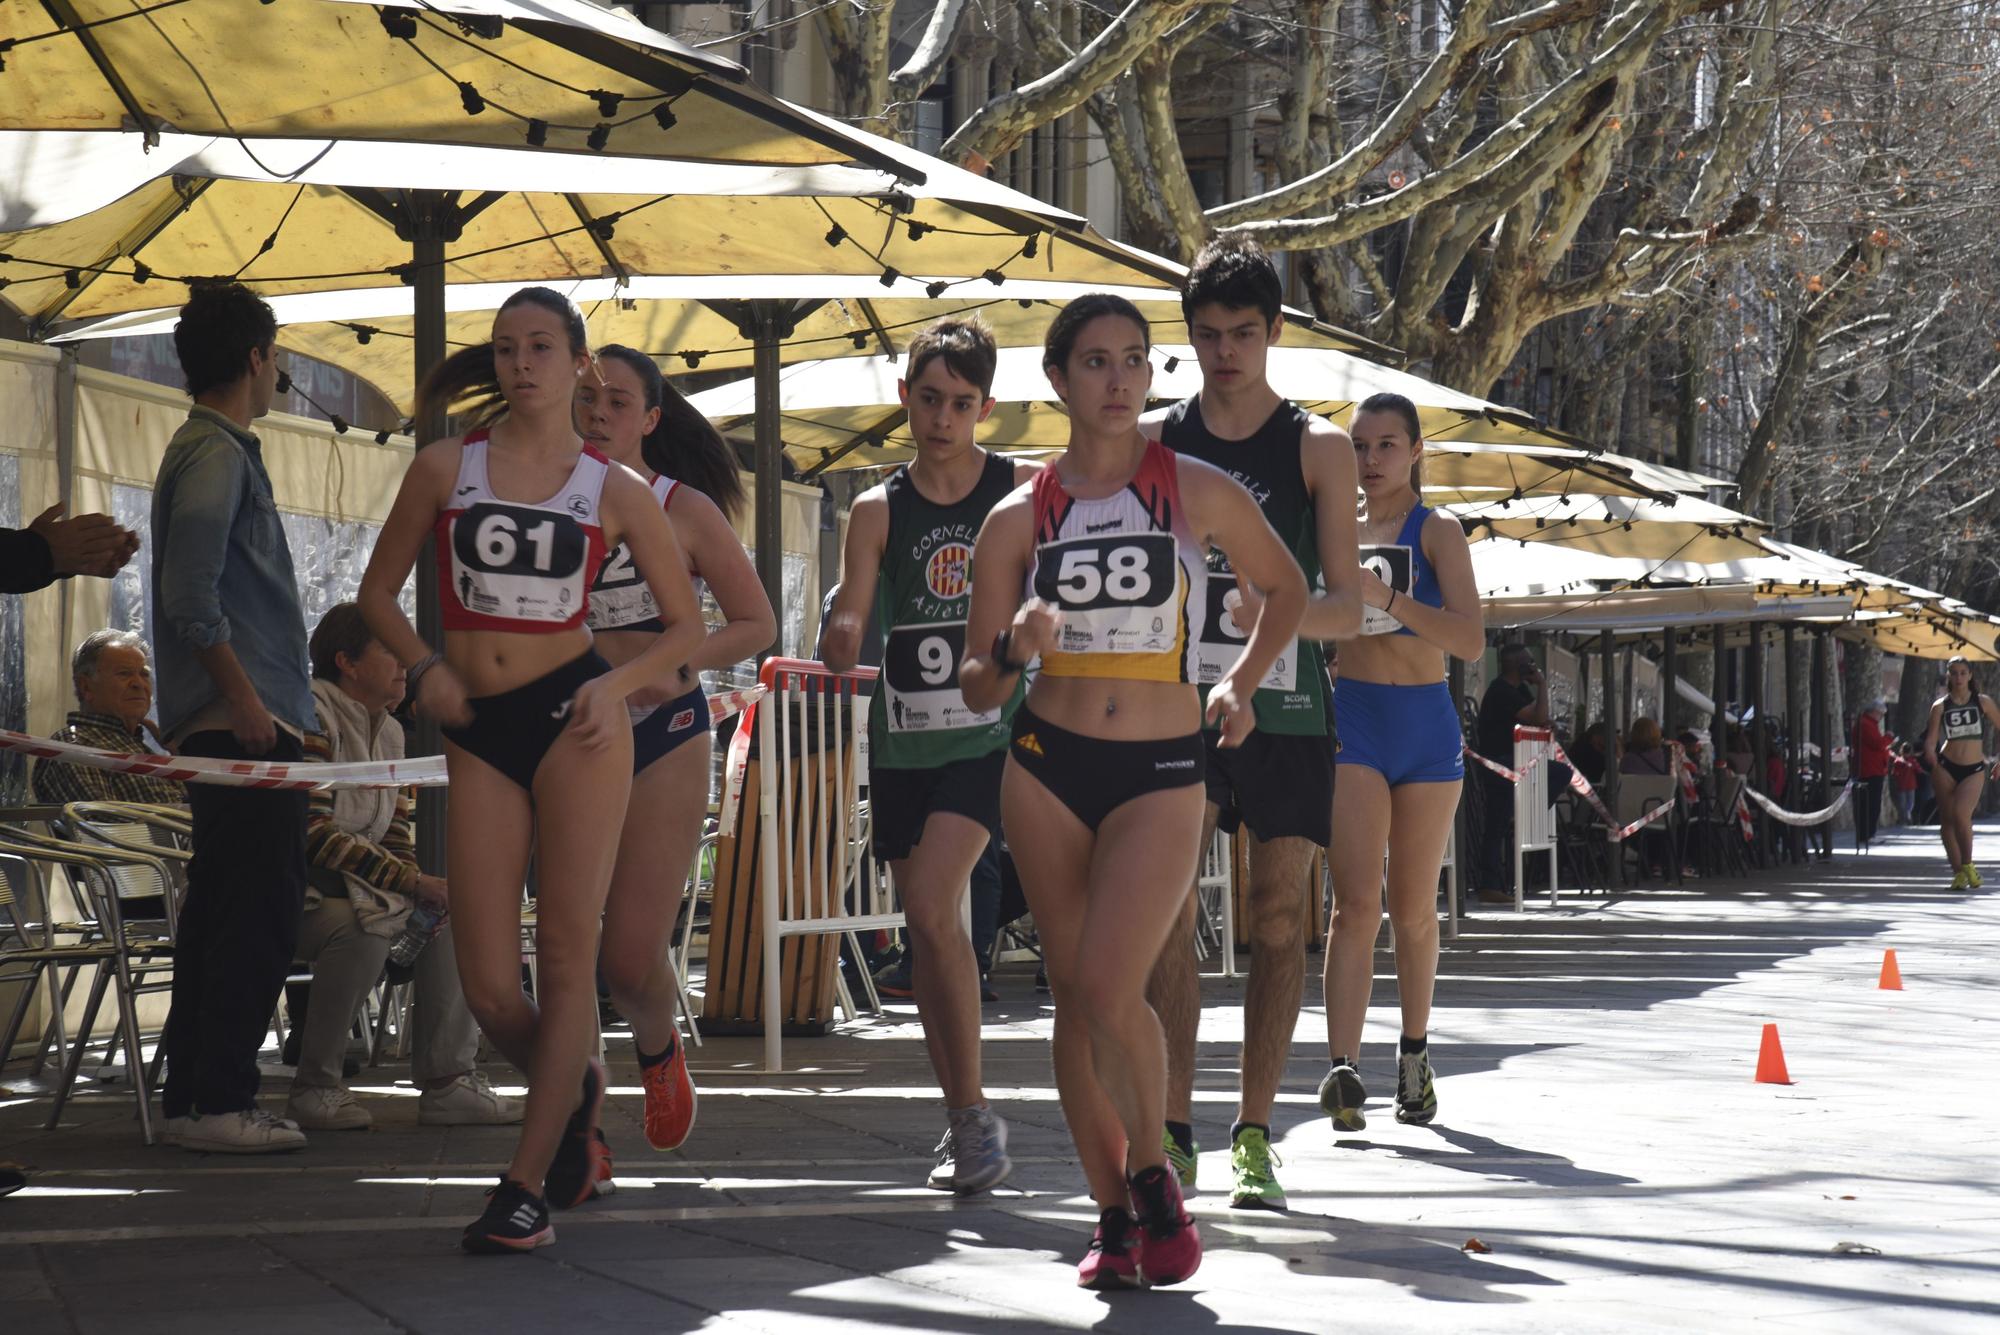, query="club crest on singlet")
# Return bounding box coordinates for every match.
[925,541,972,600]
